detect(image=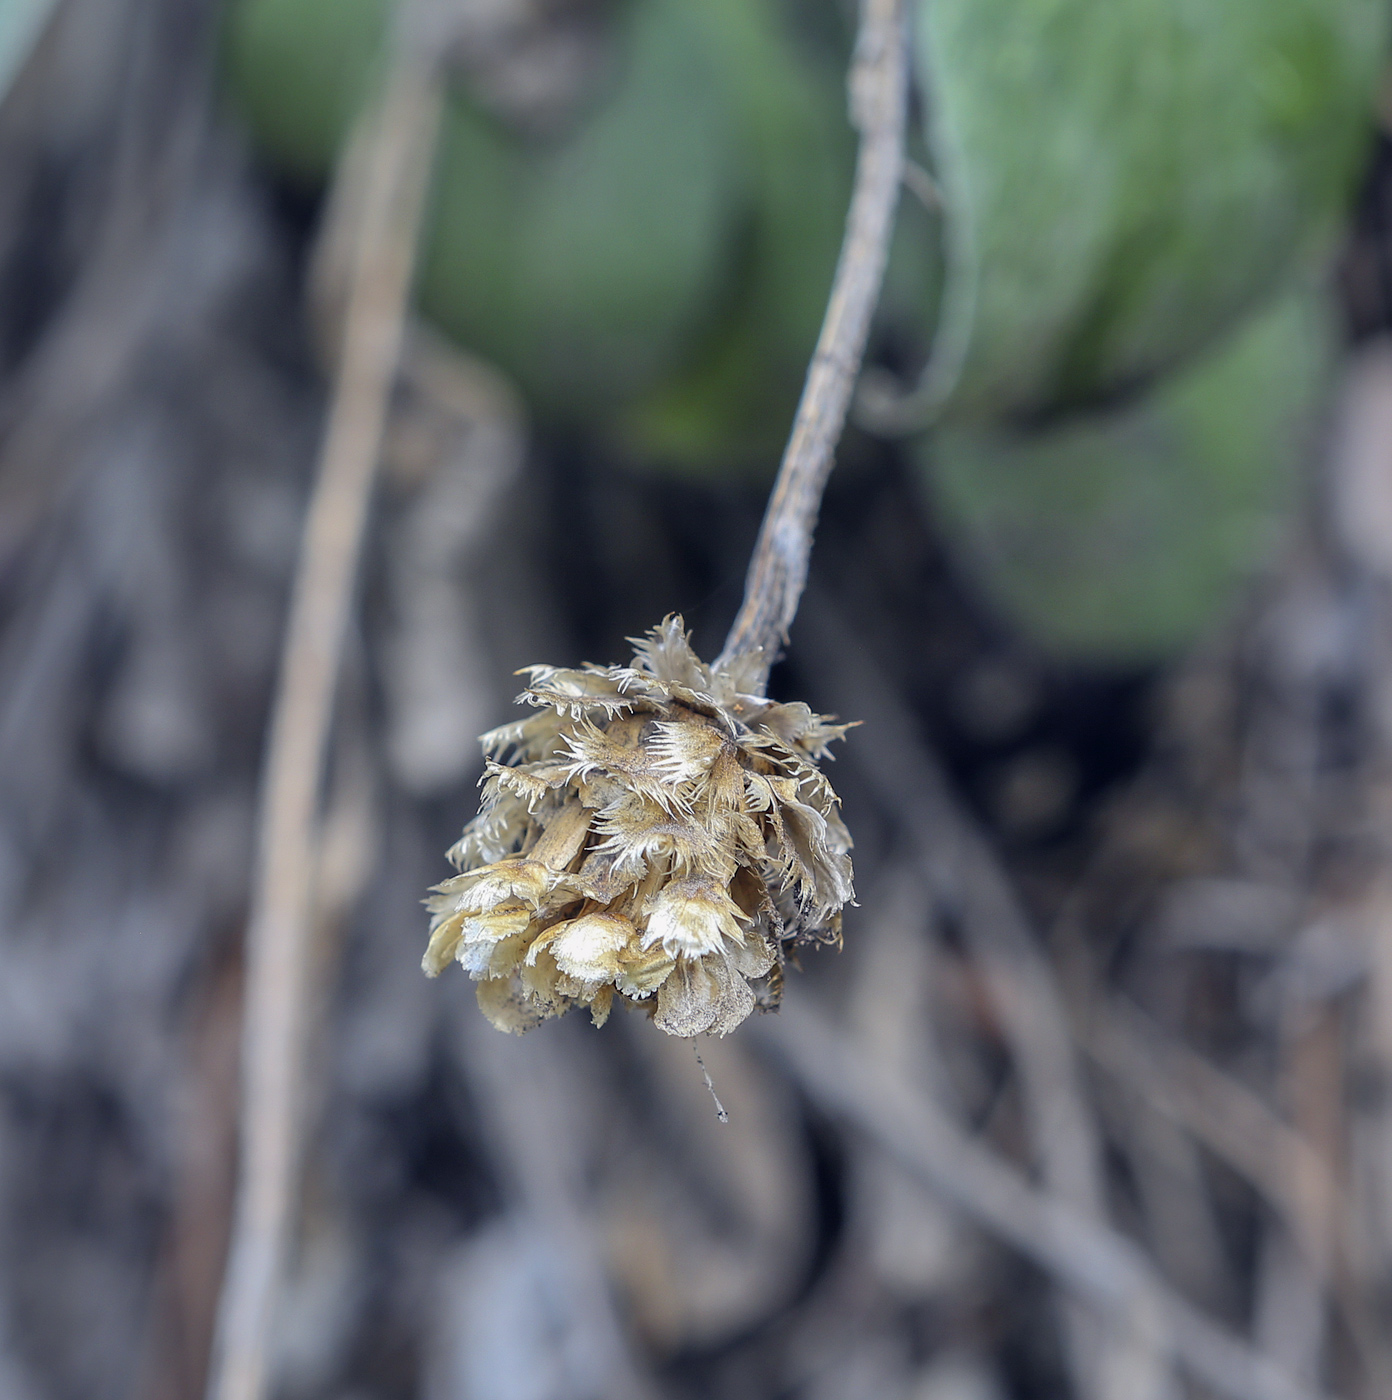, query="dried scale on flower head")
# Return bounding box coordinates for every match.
[423,617,854,1036]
